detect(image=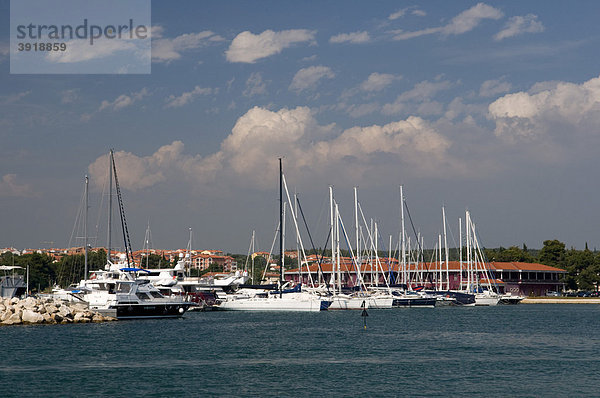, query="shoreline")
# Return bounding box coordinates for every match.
[522,297,600,304]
